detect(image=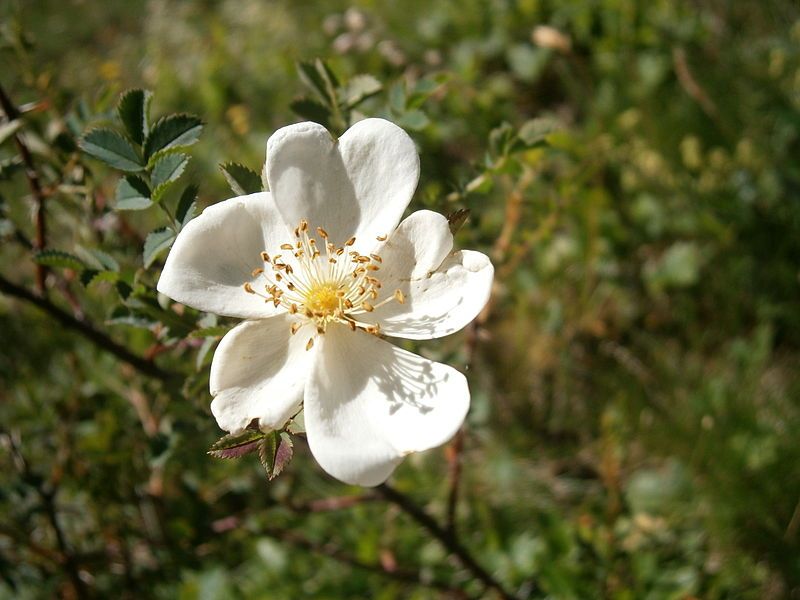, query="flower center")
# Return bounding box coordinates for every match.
[243,219,404,350]
[305,282,341,316]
